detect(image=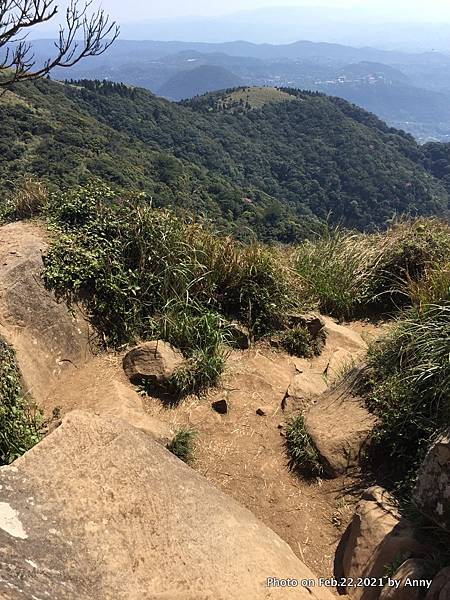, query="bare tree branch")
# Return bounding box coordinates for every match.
[0,0,119,87]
